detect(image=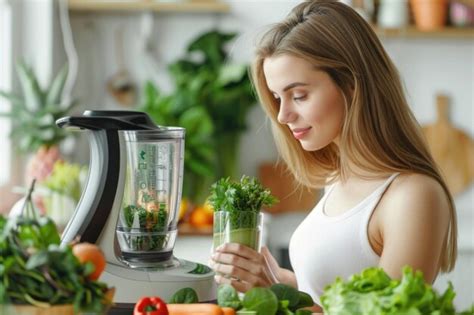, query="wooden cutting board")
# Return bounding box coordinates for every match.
[422,94,474,195]
[259,162,321,214]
